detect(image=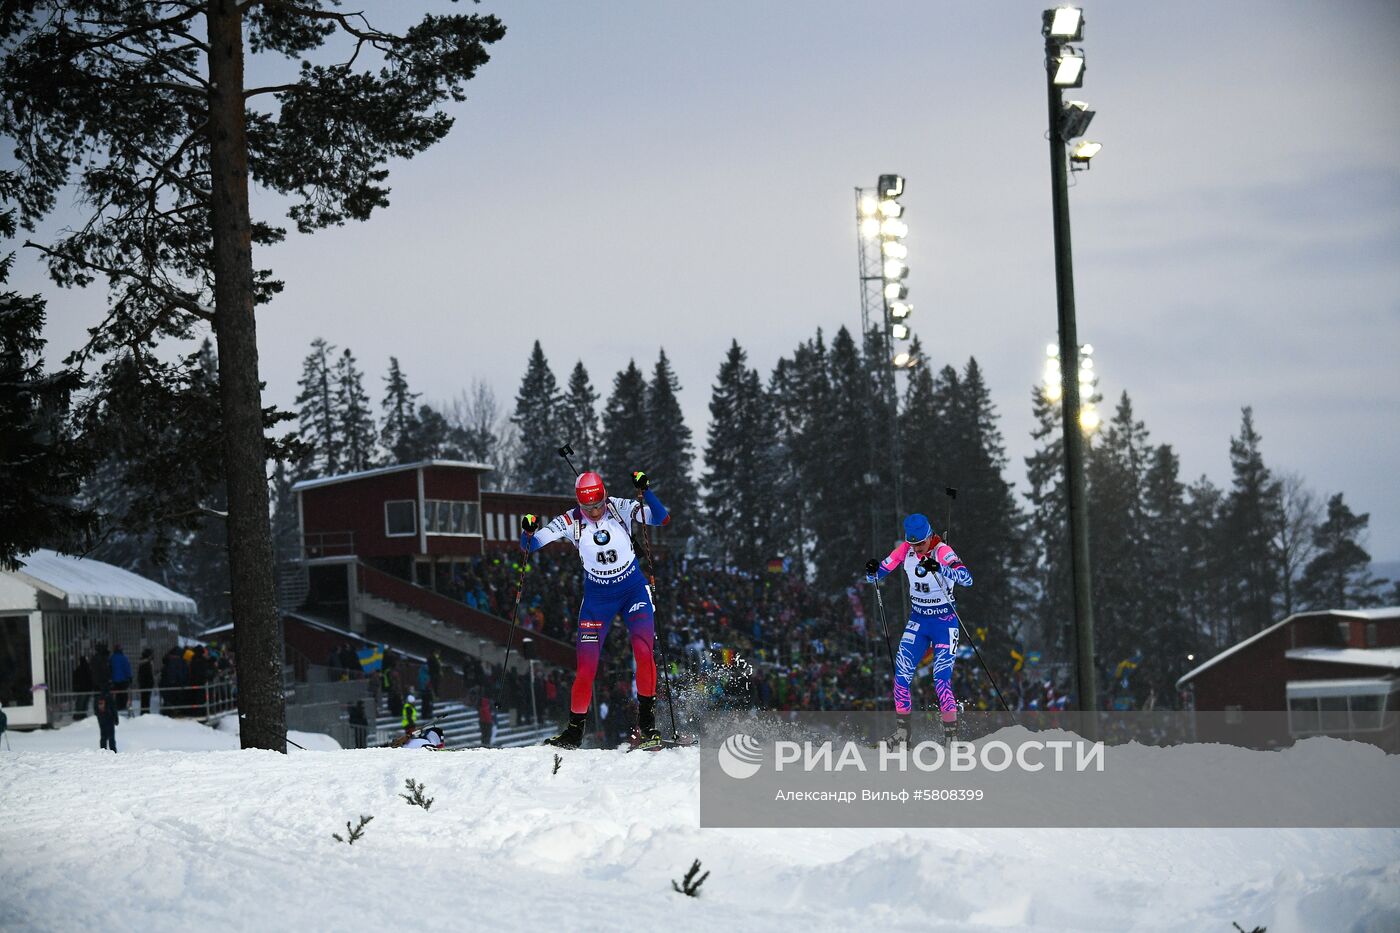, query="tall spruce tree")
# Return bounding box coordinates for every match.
[510,341,562,492]
[1299,494,1384,609]
[701,341,776,571]
[1139,443,1191,701]
[1024,384,1073,661]
[599,360,648,491]
[335,349,376,472]
[1181,475,1230,652]
[380,357,421,465]
[1,1,505,750]
[812,327,872,592]
[560,361,600,468]
[1221,407,1284,641]
[645,349,698,542]
[767,331,832,578]
[294,338,339,477]
[944,358,1030,661]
